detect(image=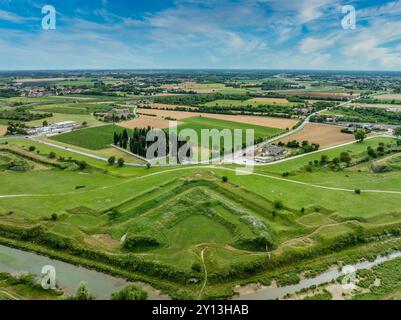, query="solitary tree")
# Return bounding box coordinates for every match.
[320,155,329,165]
[108,156,116,166]
[117,158,125,167]
[395,126,401,138]
[274,200,284,210]
[107,208,120,220]
[78,160,87,170]
[354,129,366,143]
[367,146,377,158]
[42,120,48,127]
[68,282,94,300]
[340,152,352,165]
[332,157,340,166]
